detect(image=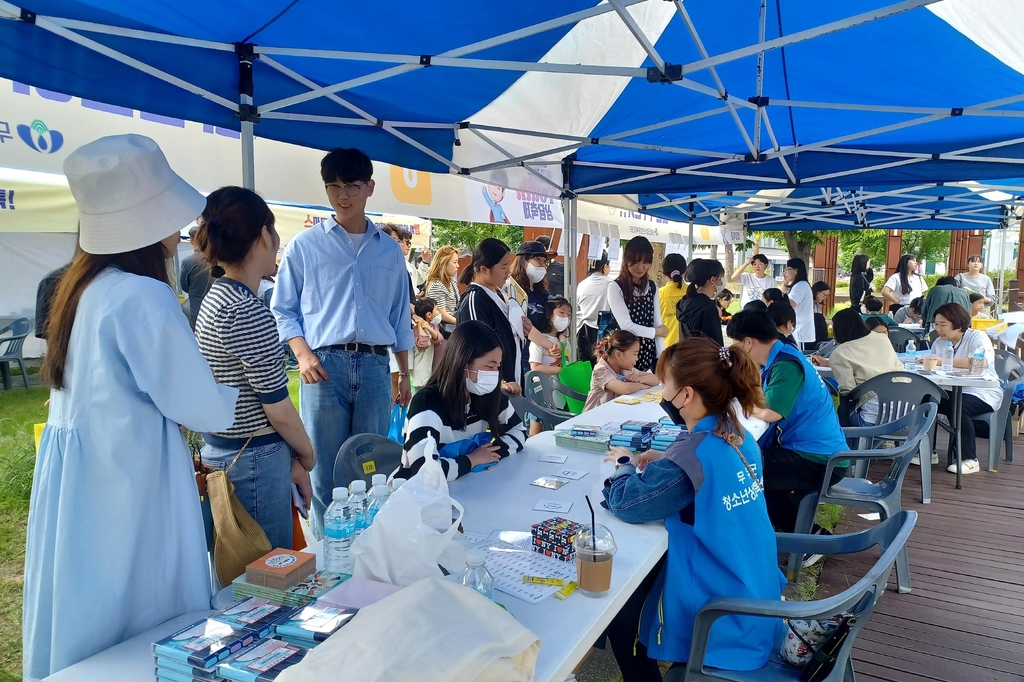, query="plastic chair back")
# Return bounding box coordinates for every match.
[558,360,593,414]
[840,371,943,431]
[886,326,919,353]
[524,371,585,413]
[684,511,918,681]
[506,392,571,431]
[994,349,1024,382]
[334,434,403,490]
[0,317,31,358]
